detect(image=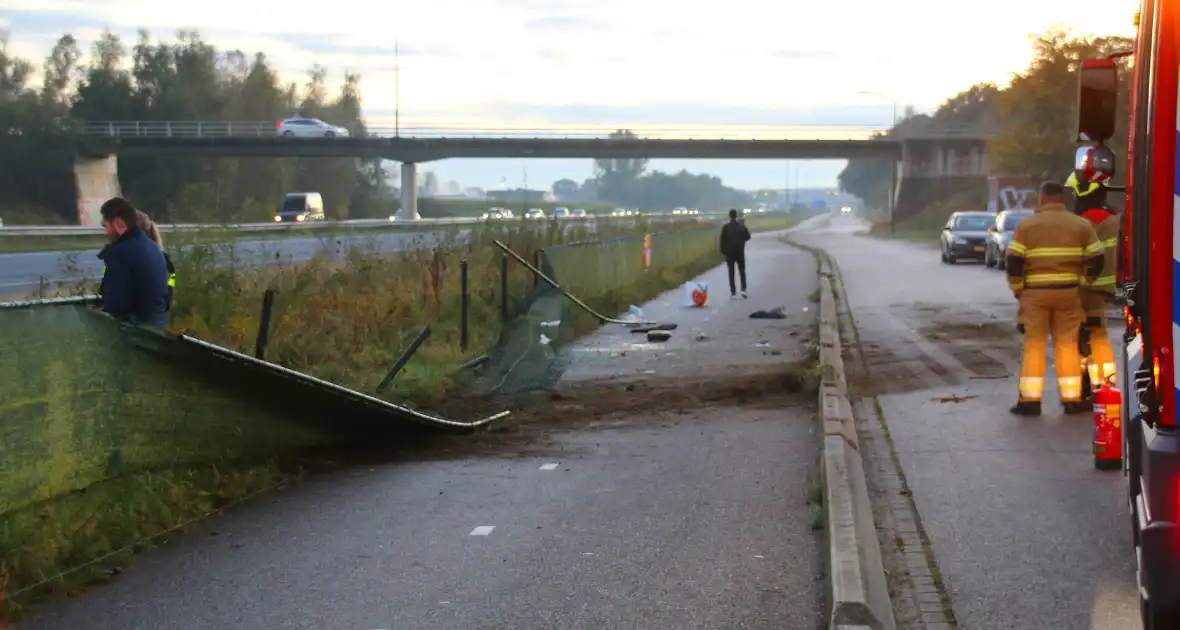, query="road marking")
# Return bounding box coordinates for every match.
[469,526,495,536]
[539,463,558,471]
